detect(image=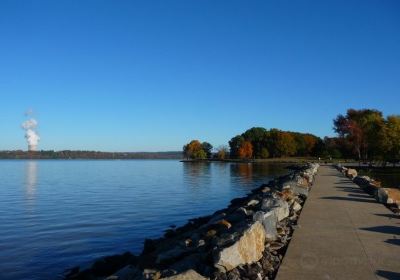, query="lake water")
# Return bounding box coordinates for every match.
[0,160,289,280]
[357,167,400,188]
